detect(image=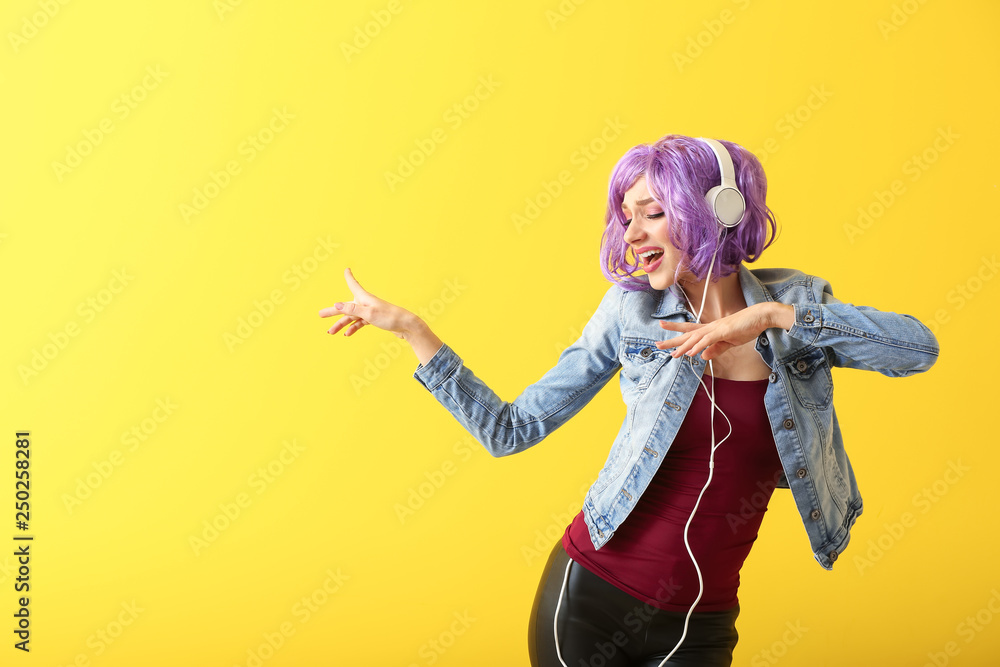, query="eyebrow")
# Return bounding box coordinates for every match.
[621,197,656,210]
